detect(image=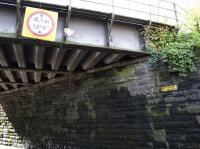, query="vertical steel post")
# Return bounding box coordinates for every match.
[16,0,22,36]
[148,0,152,24]
[173,2,179,27]
[66,0,72,28]
[107,0,115,47]
[65,0,72,41]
